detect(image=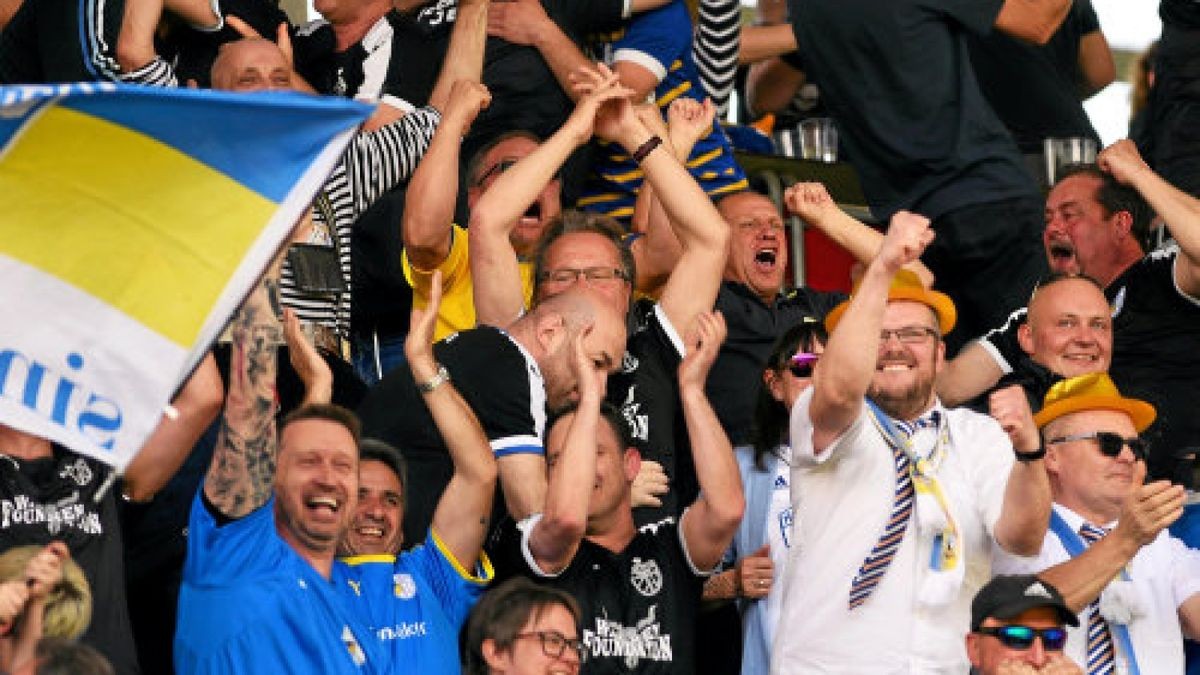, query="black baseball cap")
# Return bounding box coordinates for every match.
[970,575,1079,631]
